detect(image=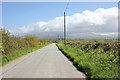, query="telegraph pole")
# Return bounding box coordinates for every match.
[63,0,70,44]
[64,12,66,44]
